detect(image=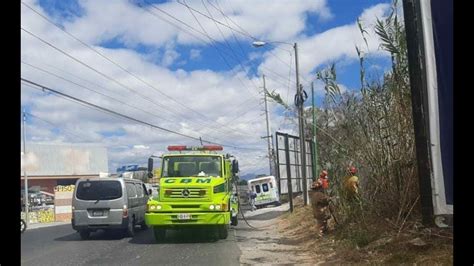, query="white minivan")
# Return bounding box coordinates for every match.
[72,177,149,239]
